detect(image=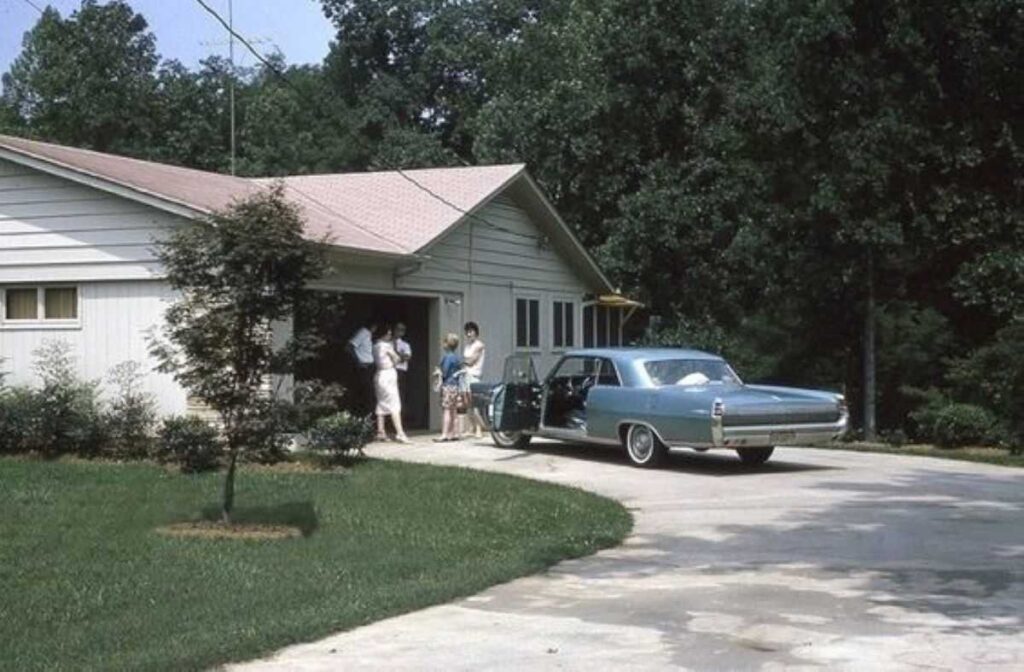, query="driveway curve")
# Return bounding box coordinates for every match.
[232,441,1024,671]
